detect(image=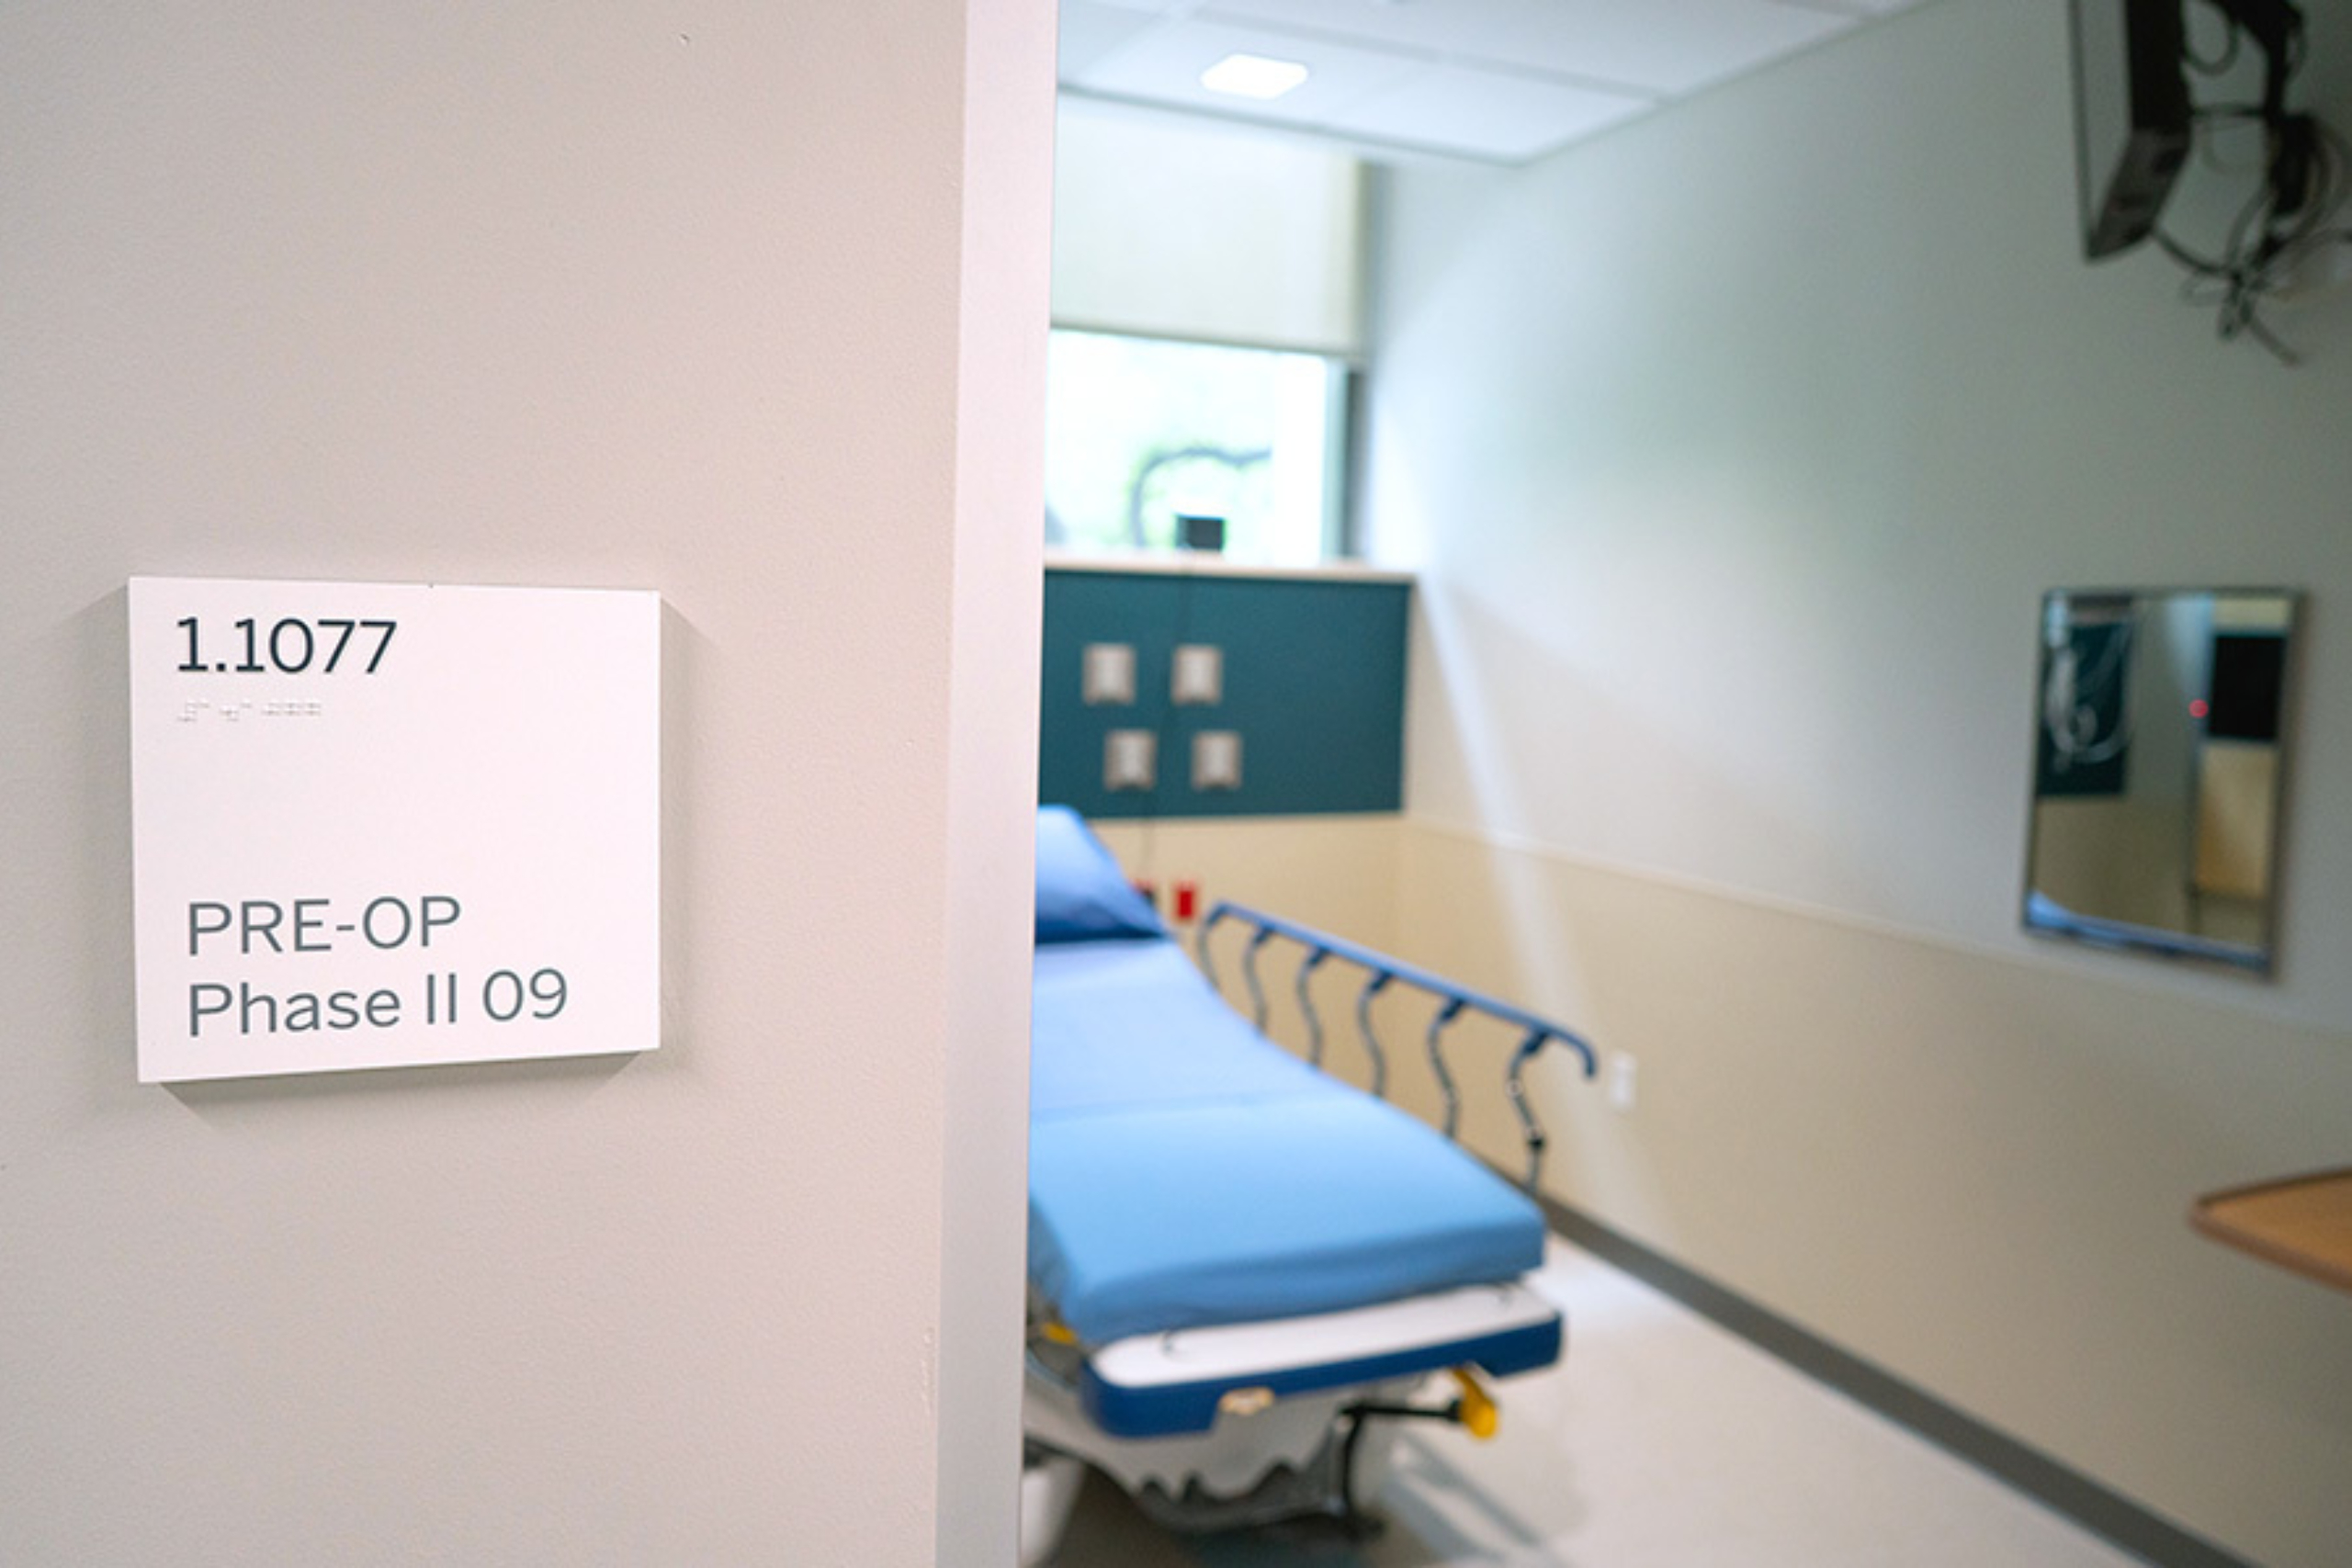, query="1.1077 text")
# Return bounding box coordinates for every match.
[176,615,396,675]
